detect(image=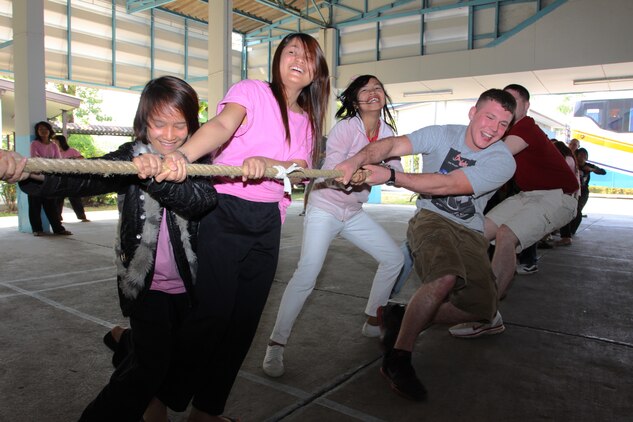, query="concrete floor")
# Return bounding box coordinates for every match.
[1,198,632,422]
